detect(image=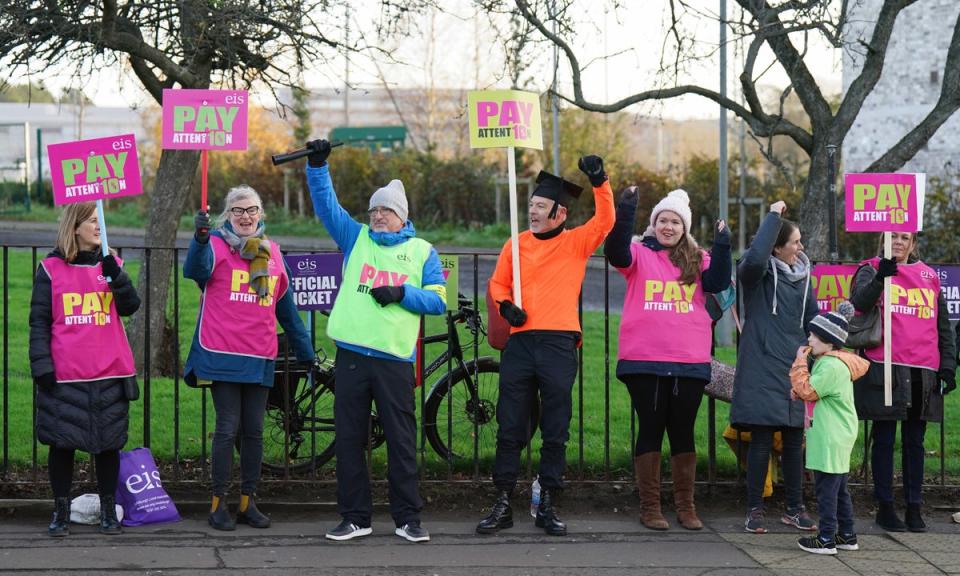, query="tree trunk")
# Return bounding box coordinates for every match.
[798,143,835,262]
[127,148,201,373]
